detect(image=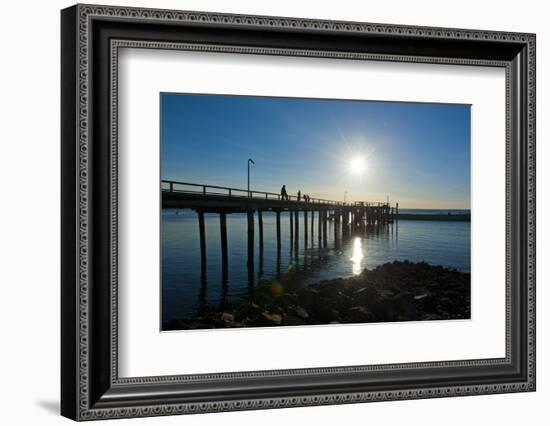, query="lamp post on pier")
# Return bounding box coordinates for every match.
[247,158,255,197]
